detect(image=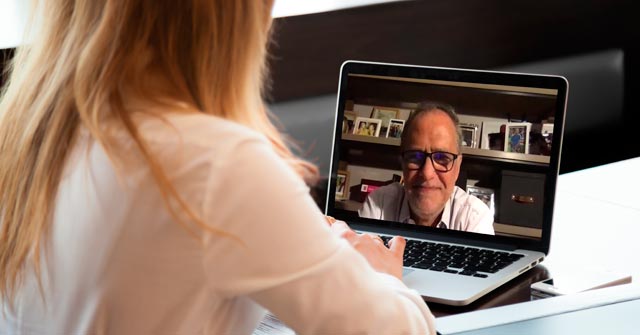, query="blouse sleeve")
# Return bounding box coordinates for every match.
[200,137,436,334]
